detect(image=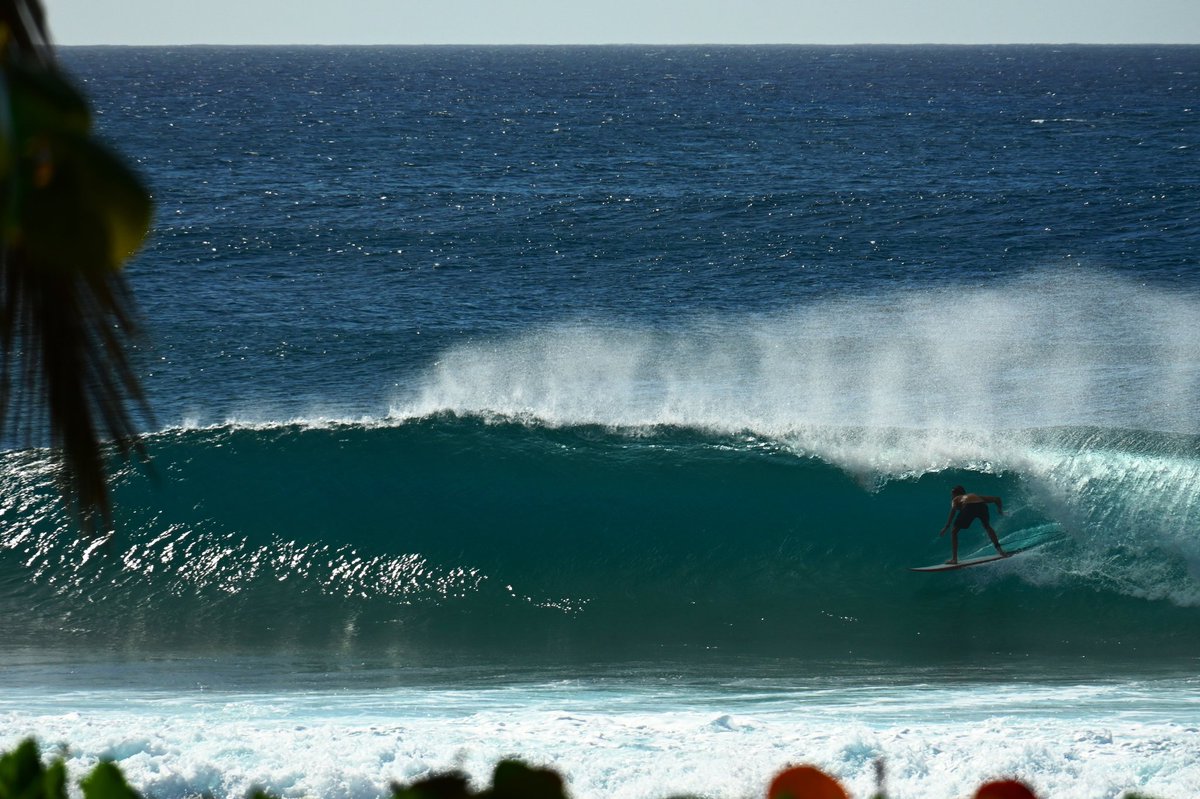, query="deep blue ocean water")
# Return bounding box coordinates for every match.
[1,46,1199,799]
